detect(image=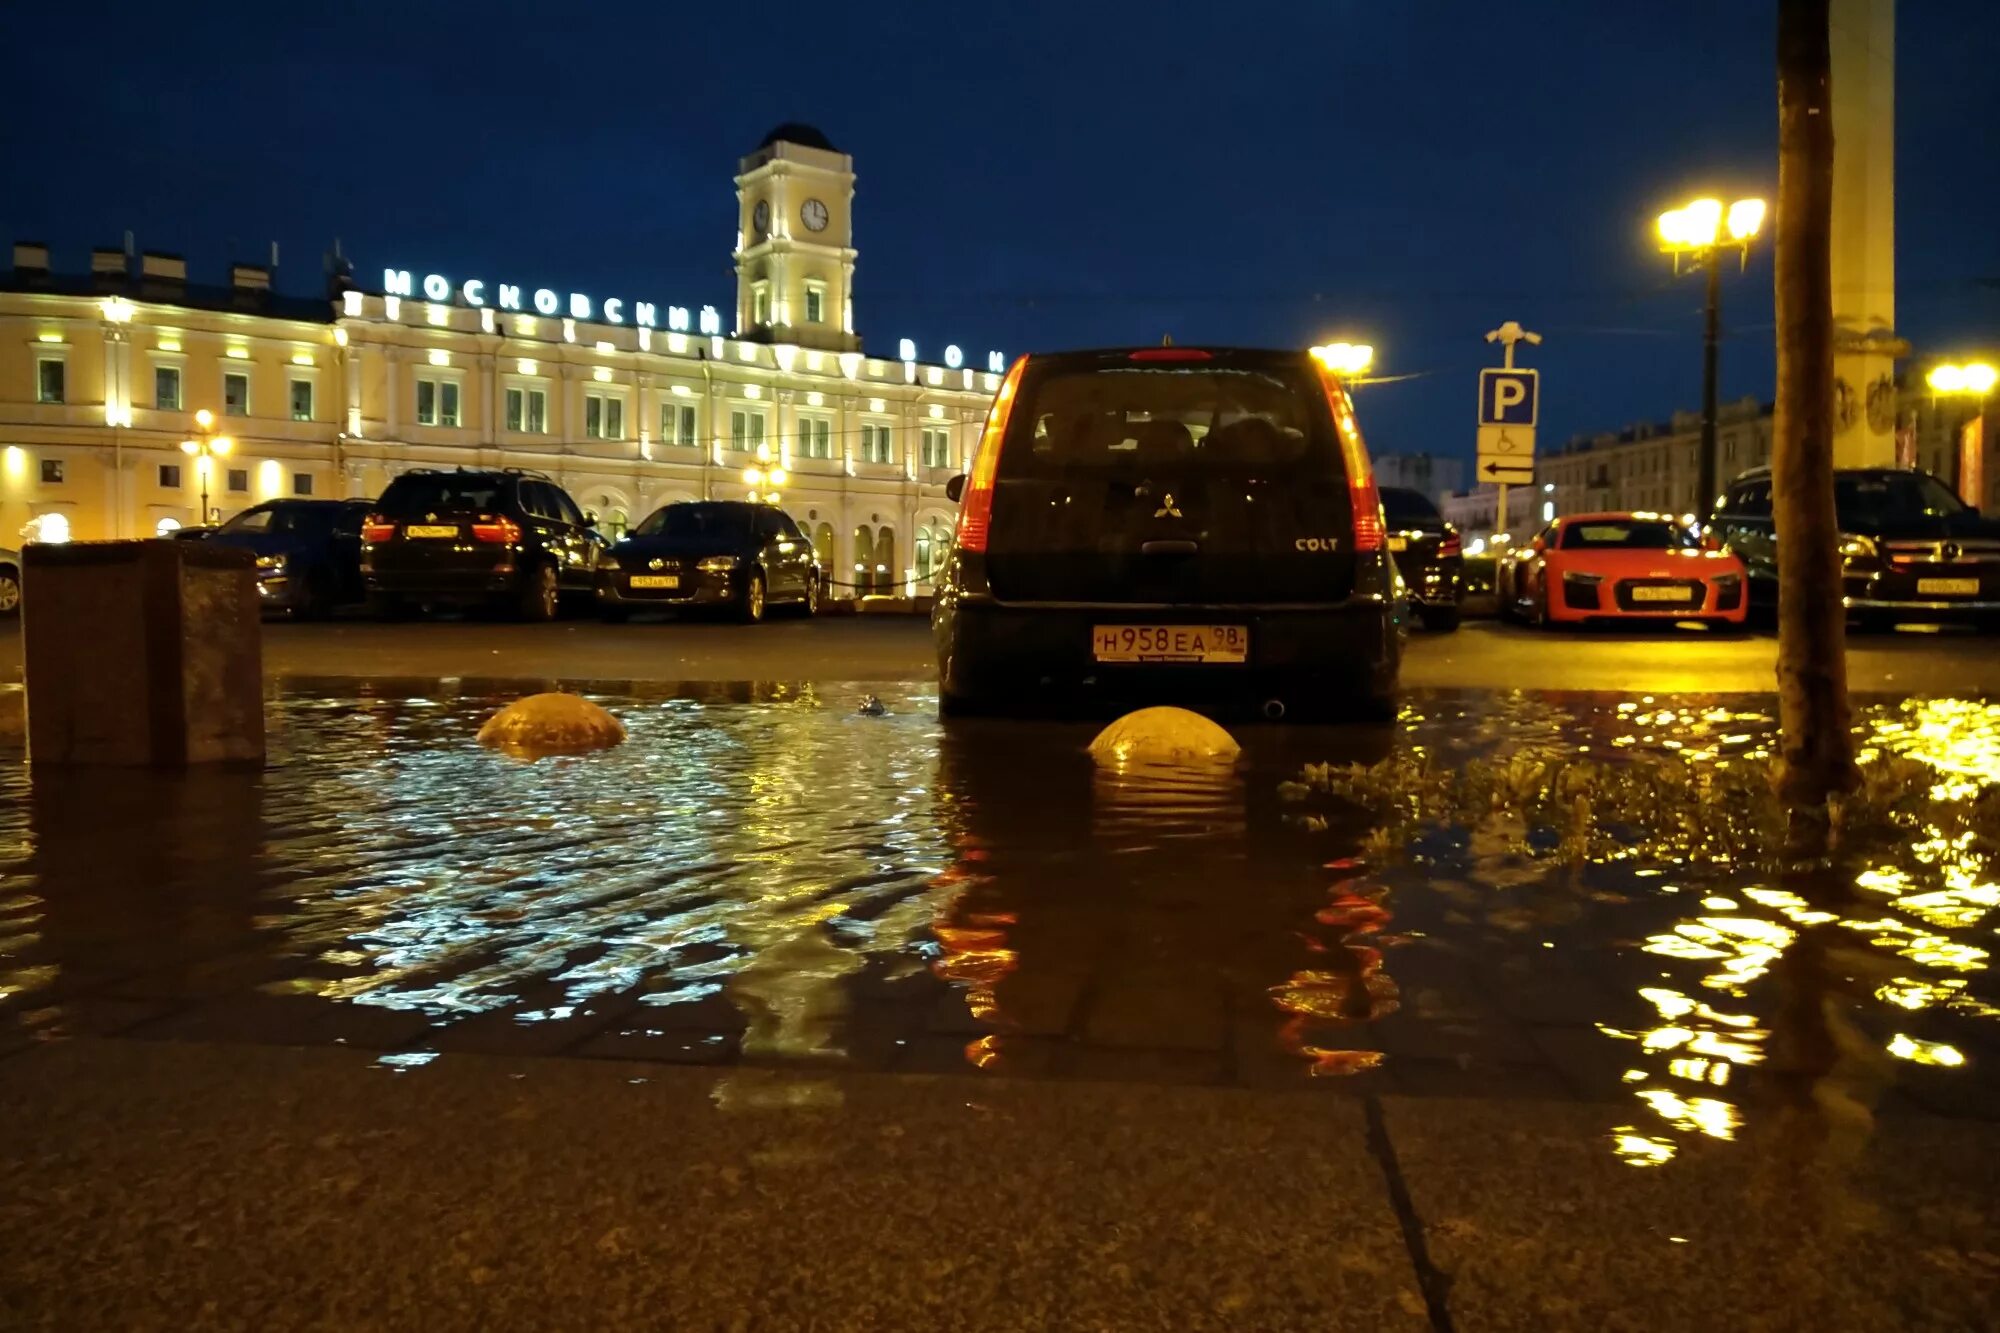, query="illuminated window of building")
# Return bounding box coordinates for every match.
[37,357,65,404]
[860,422,894,465]
[804,282,826,325]
[158,463,182,489]
[921,425,952,470]
[154,516,181,537]
[289,378,314,422]
[227,468,249,493]
[752,282,771,327]
[416,377,460,428]
[223,371,250,416]
[504,386,548,434]
[40,459,64,485]
[154,365,182,410]
[730,407,766,453]
[660,402,698,448]
[585,391,624,440]
[799,416,832,459]
[293,473,314,496]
